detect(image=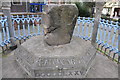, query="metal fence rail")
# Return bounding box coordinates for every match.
[0,14,43,47]
[0,15,119,62]
[74,17,119,62]
[0,16,10,47]
[11,14,42,40]
[74,17,119,52]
